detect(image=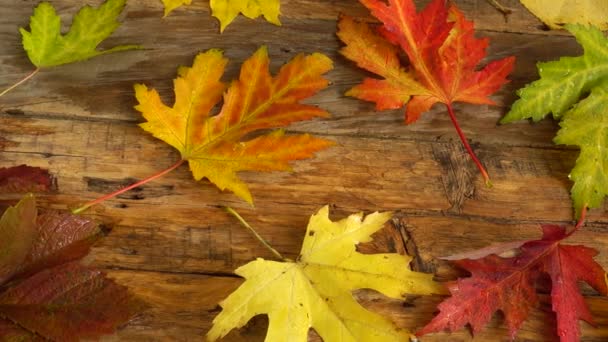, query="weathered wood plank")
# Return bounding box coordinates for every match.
[0,2,580,148]
[0,0,569,41]
[2,1,607,341]
[2,113,604,222]
[105,270,608,341]
[393,216,608,281]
